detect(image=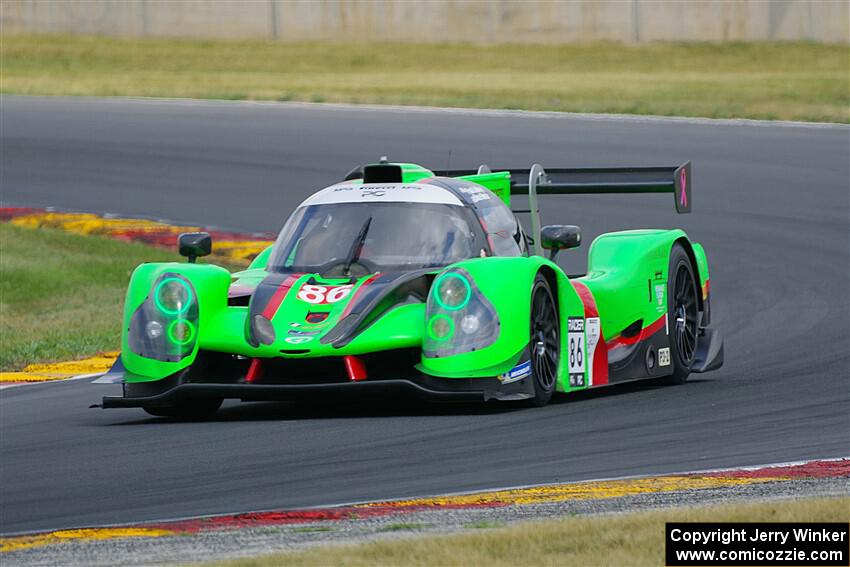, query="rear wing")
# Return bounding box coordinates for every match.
[343,160,691,257]
[432,162,691,213]
[432,162,691,256]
